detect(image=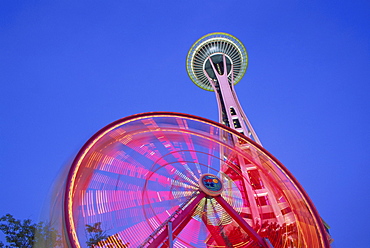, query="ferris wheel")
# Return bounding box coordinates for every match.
[60,32,331,248]
[63,112,329,247]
